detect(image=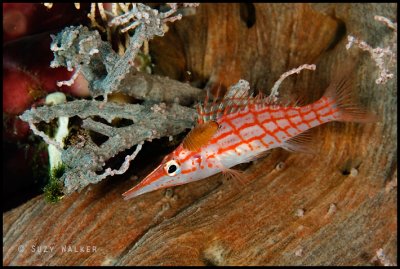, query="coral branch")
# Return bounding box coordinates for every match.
[346,35,395,84]
[56,65,81,87]
[118,72,205,106]
[374,15,397,30]
[20,98,198,125]
[269,64,316,102]
[88,3,106,32]
[20,3,204,197]
[371,248,396,266]
[50,3,201,99]
[346,15,397,84]
[28,121,63,151]
[81,118,116,137]
[99,25,150,101]
[21,100,197,194]
[98,143,143,180]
